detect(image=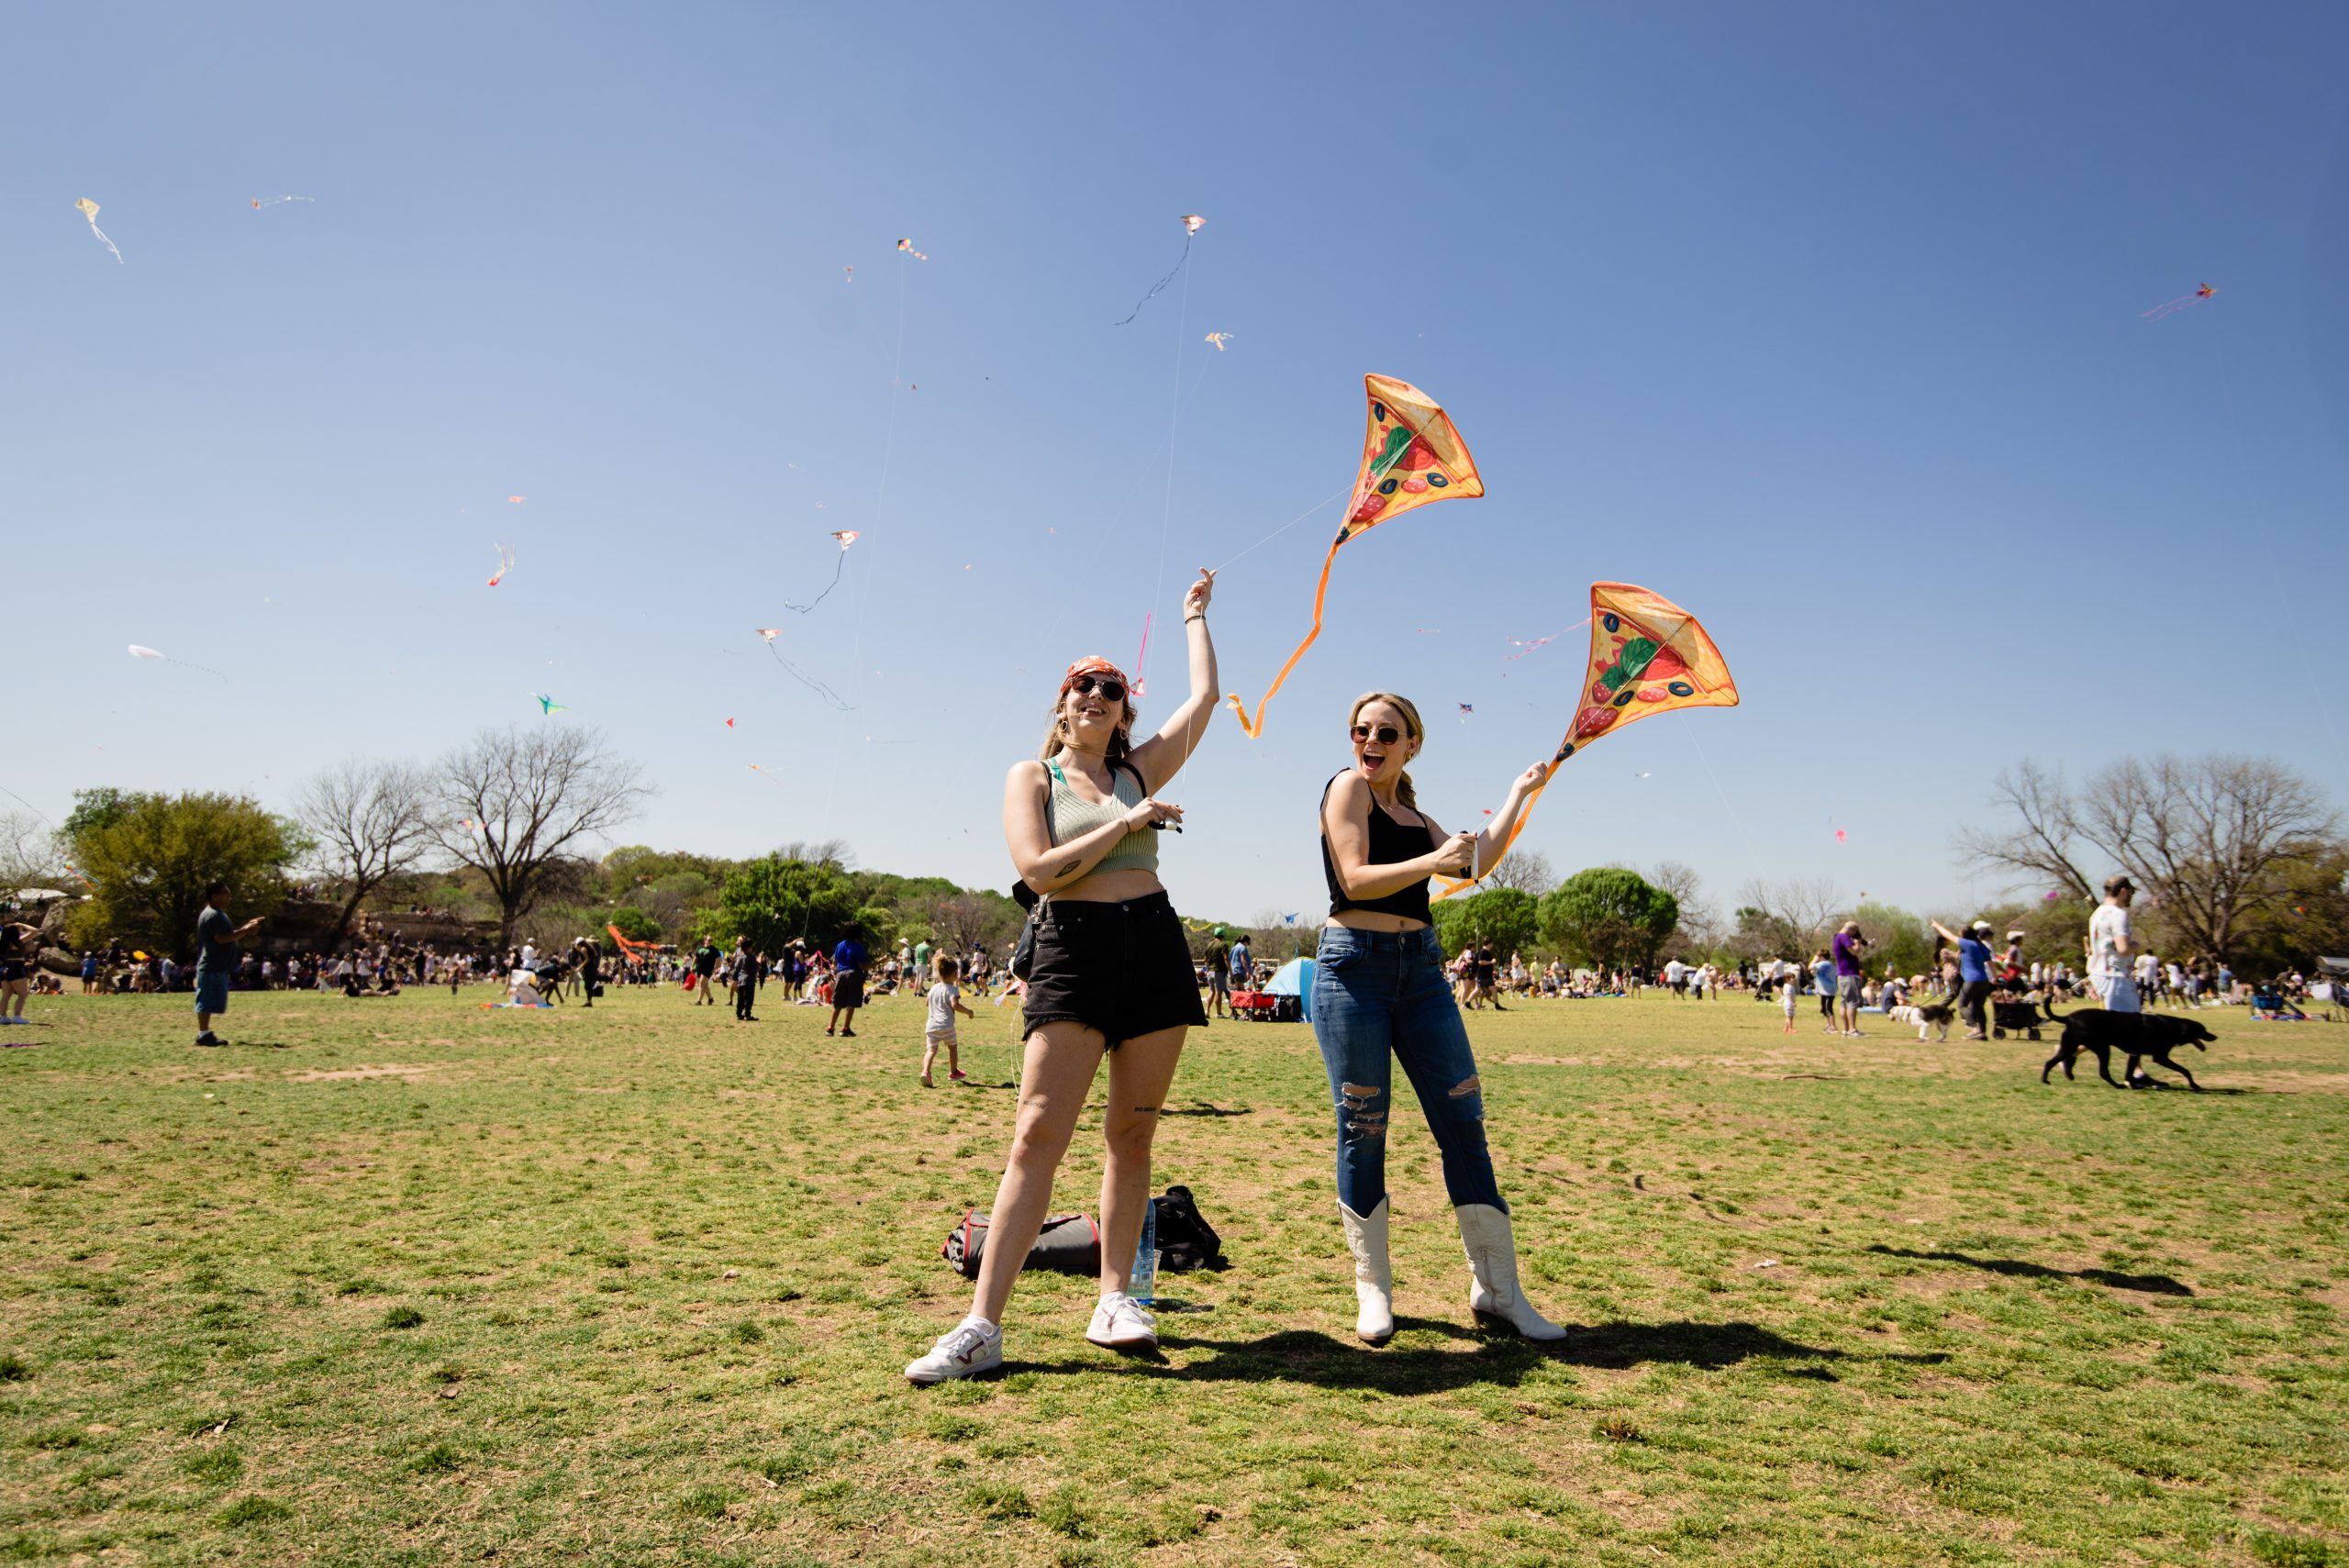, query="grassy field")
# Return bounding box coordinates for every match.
[3,983,2345,1567]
